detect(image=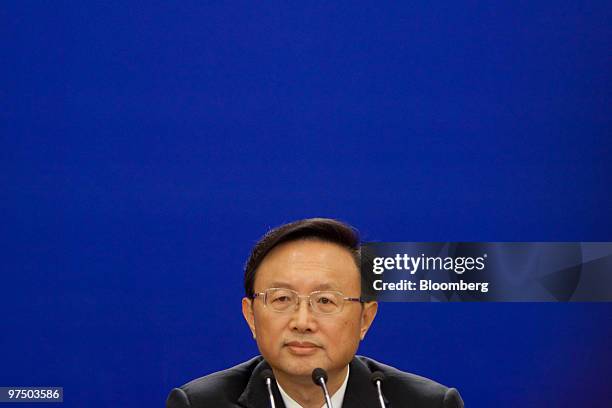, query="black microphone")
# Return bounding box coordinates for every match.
[370,371,387,408]
[311,368,334,408]
[260,369,277,408]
